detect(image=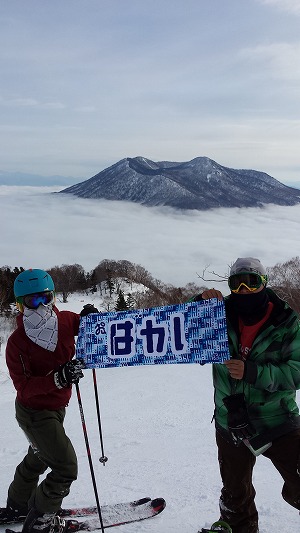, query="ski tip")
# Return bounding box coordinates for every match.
[150,497,166,513]
[132,497,152,507]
